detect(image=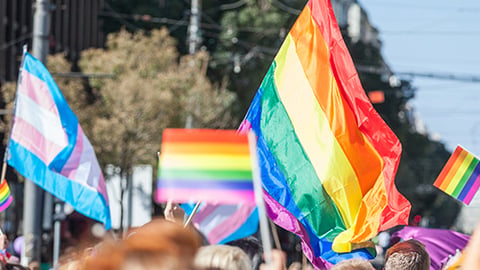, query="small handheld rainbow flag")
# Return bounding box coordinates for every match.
[434,145,480,205]
[155,129,255,205]
[0,180,13,212]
